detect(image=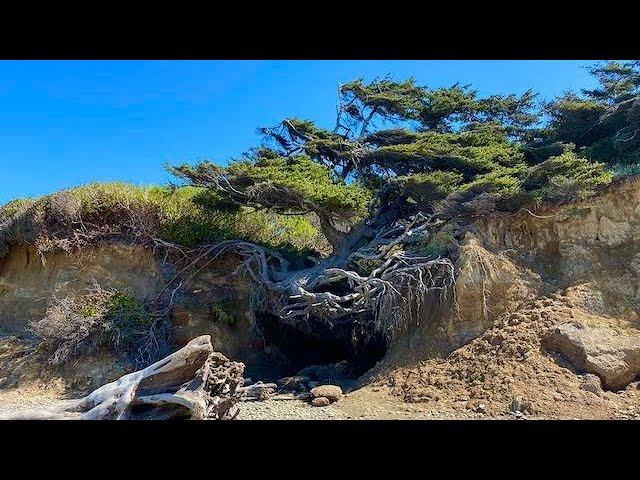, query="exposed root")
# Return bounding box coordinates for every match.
[0,336,245,420]
[154,214,455,344]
